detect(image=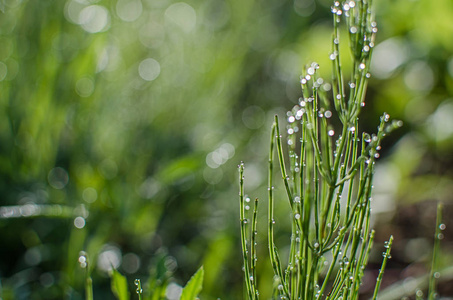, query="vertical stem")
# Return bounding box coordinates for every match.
[251,197,259,298]
[275,115,294,207]
[135,279,143,300]
[371,235,393,300]
[239,163,254,299]
[428,202,443,300]
[268,118,290,299]
[85,275,93,300]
